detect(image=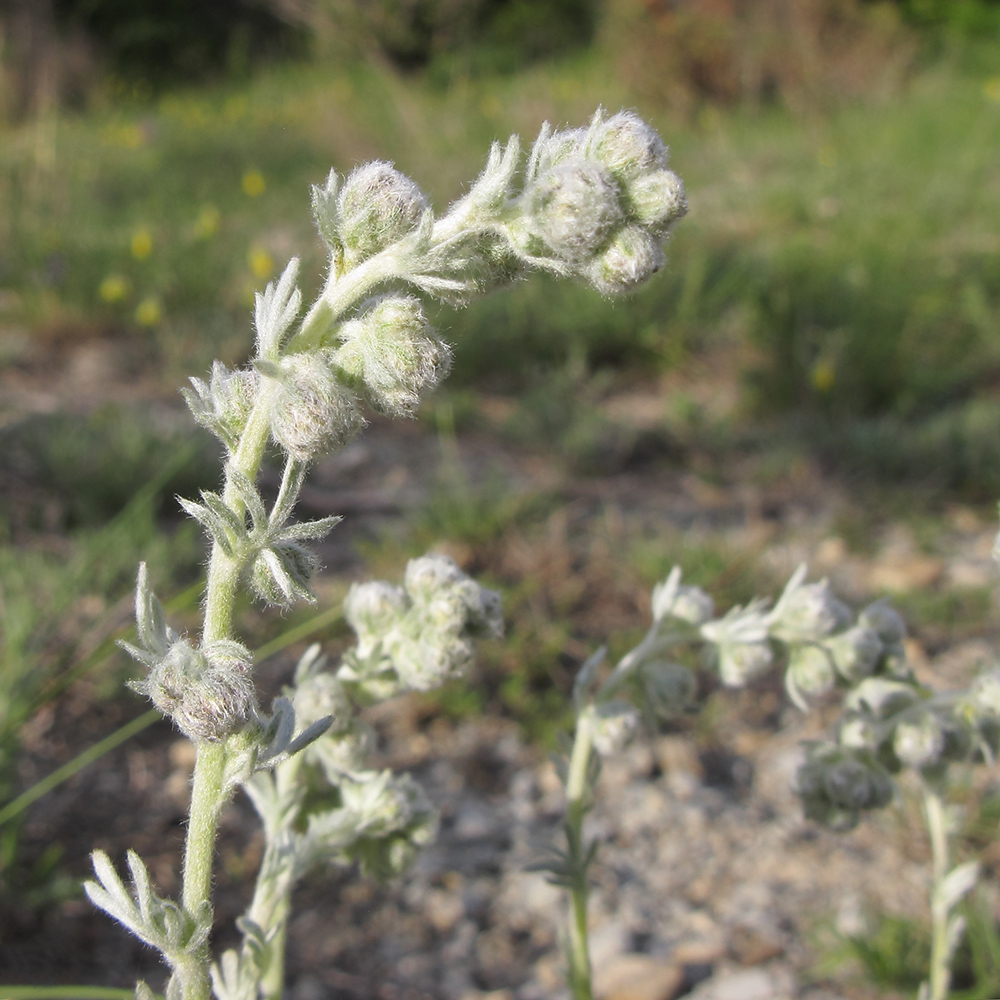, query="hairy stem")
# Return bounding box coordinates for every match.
[923,784,951,1000]
[179,741,227,1000]
[566,710,594,1000]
